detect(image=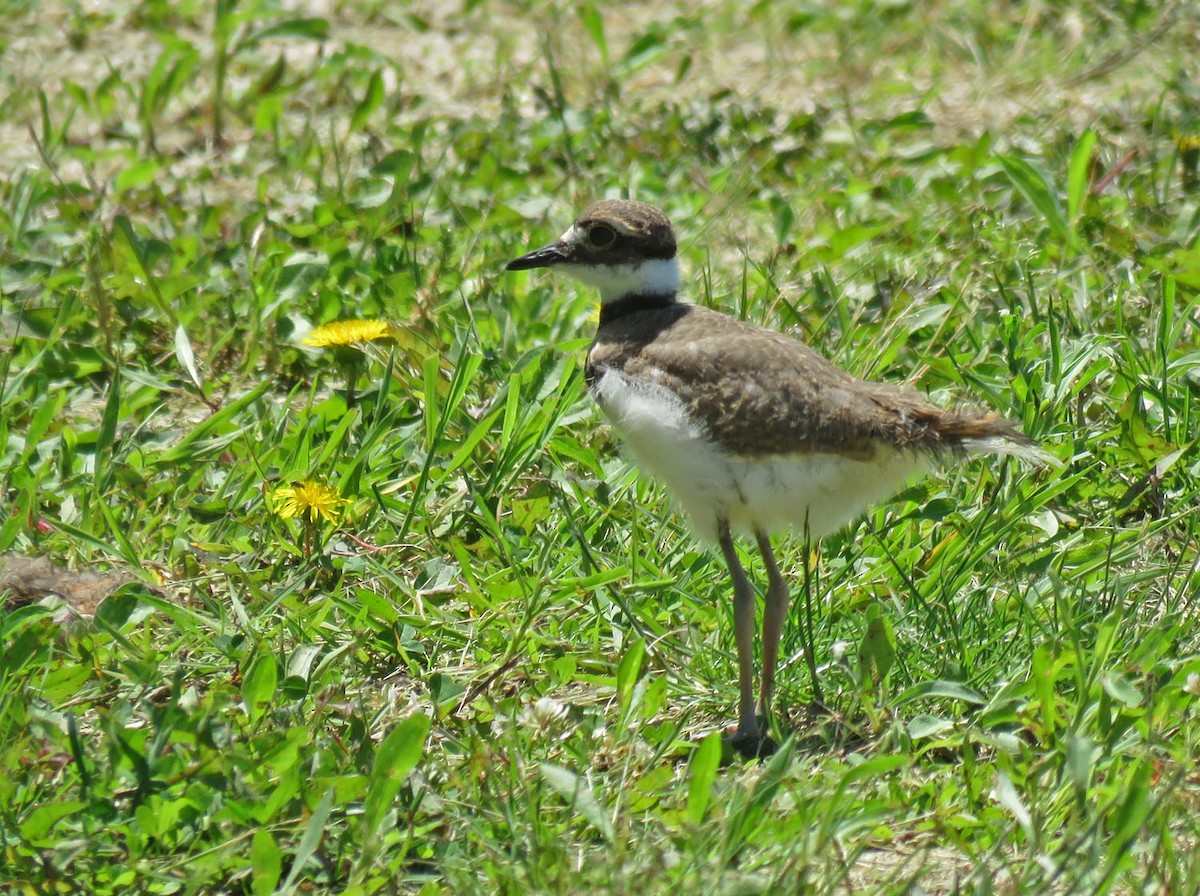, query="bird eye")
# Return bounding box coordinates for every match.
[586,223,617,248]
